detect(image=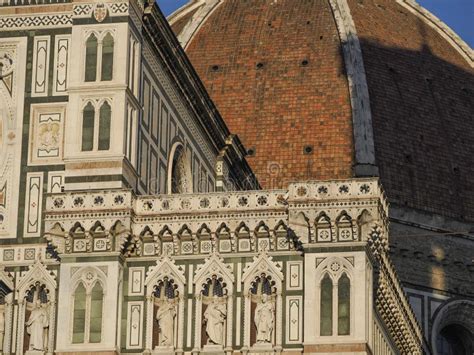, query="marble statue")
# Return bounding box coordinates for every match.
[156,299,176,347]
[204,296,227,345]
[26,300,49,351]
[254,294,274,344]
